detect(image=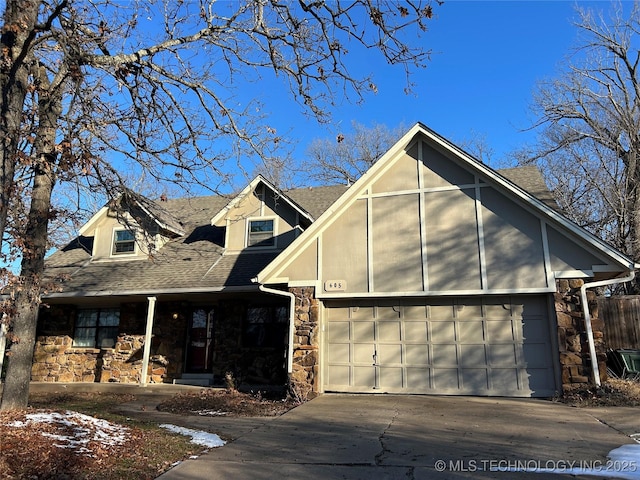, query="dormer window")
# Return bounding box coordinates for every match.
[112,229,136,255]
[247,218,275,248]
